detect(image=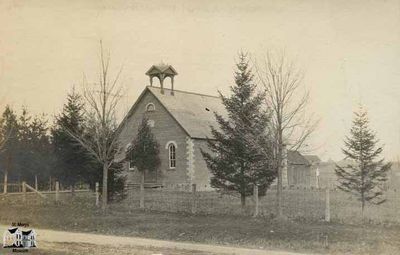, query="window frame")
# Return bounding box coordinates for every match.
[146,103,155,112]
[166,141,177,169]
[128,160,135,171]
